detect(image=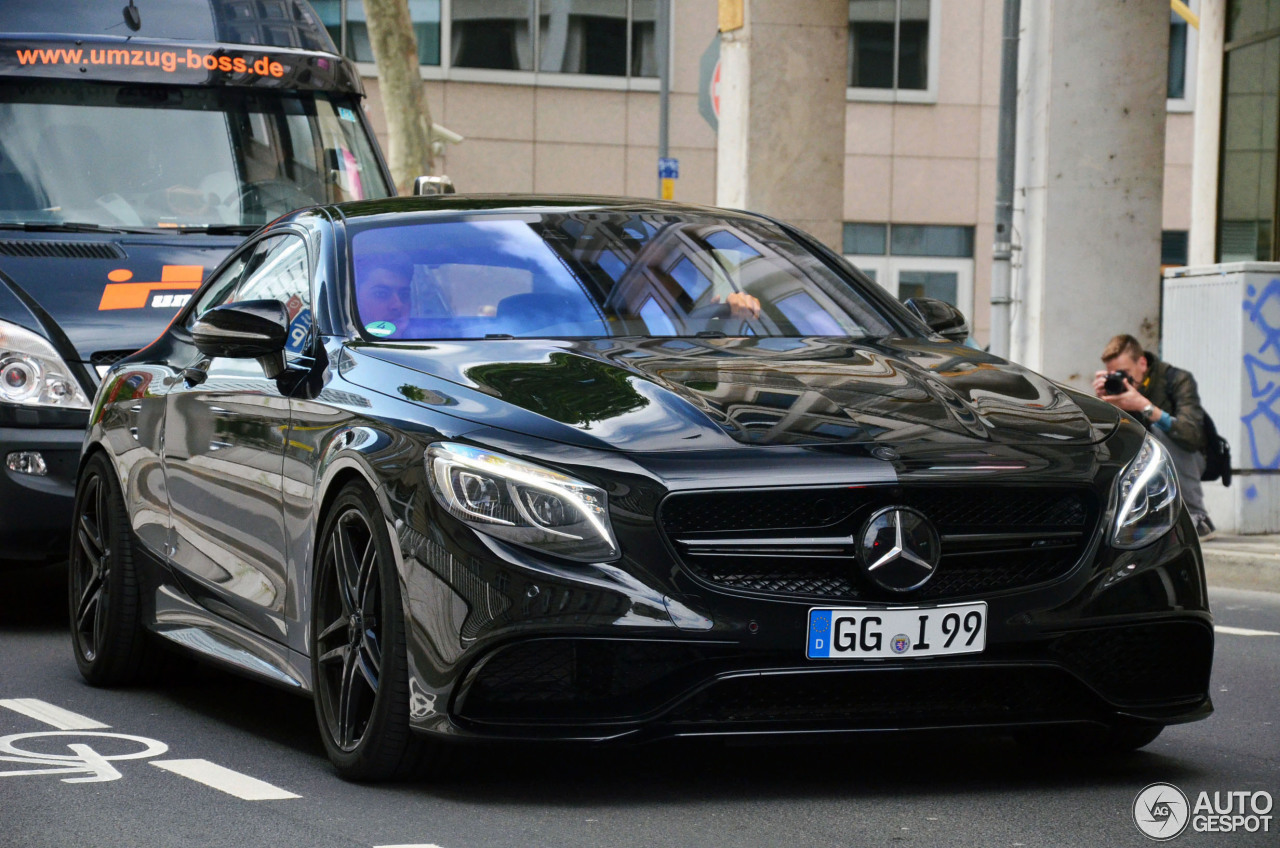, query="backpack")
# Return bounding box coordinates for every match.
[1201,411,1232,486]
